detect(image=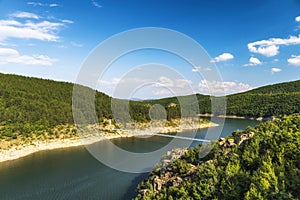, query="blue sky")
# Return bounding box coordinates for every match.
[0,0,300,98]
